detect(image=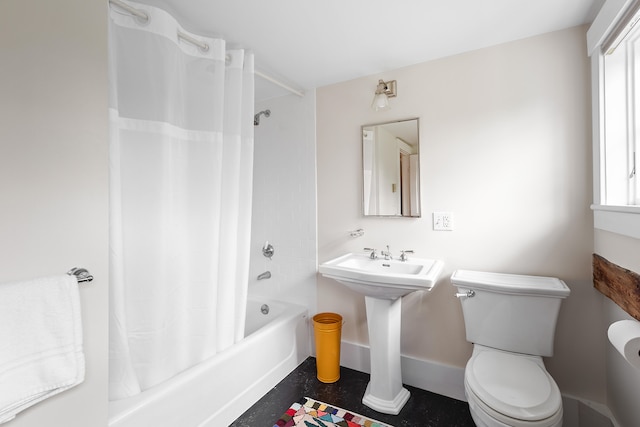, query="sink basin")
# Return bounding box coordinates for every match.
[319,252,443,299]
